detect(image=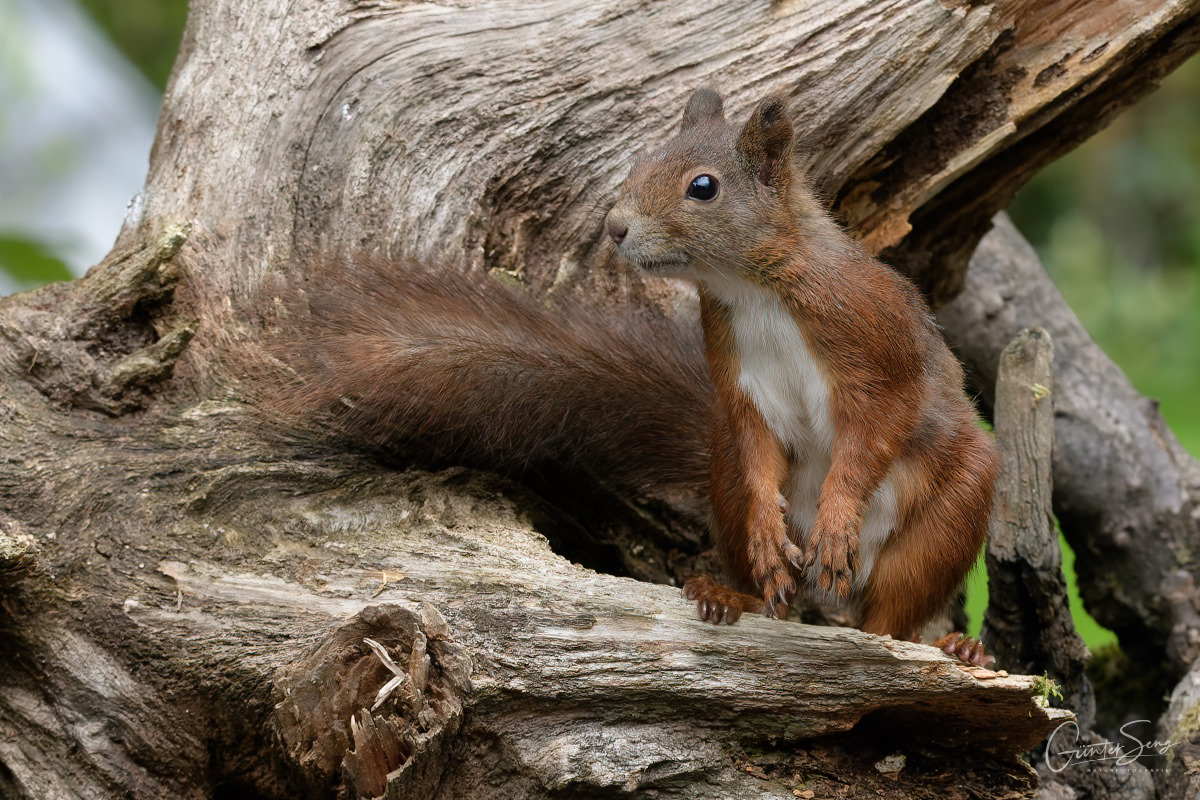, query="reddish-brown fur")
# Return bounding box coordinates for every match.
[606,89,999,652]
[262,260,715,489]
